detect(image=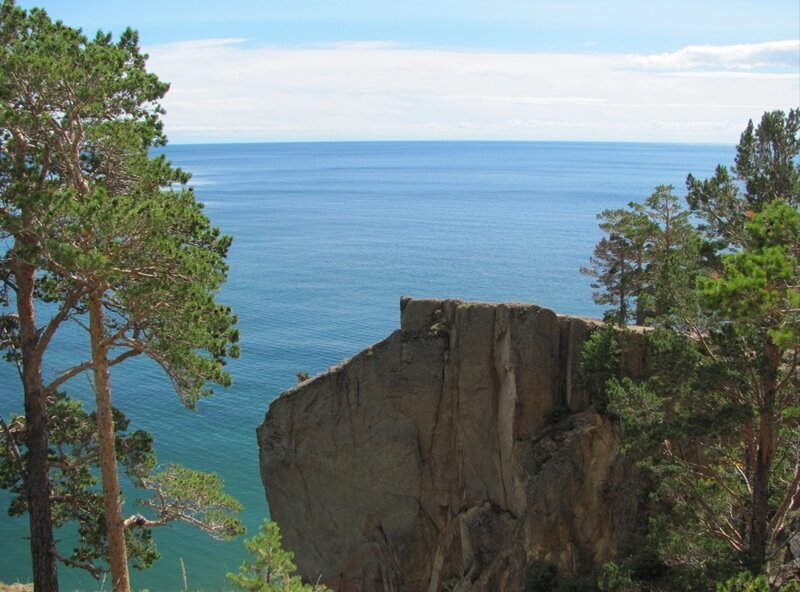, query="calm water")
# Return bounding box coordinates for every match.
[0,141,734,590]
